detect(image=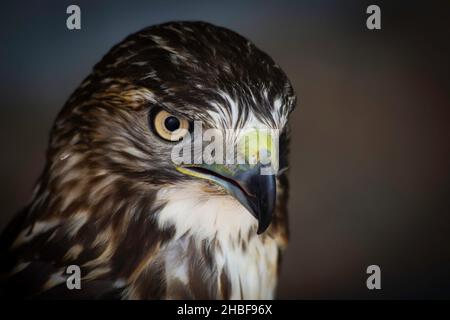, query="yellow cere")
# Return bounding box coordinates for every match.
[238,129,276,165]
